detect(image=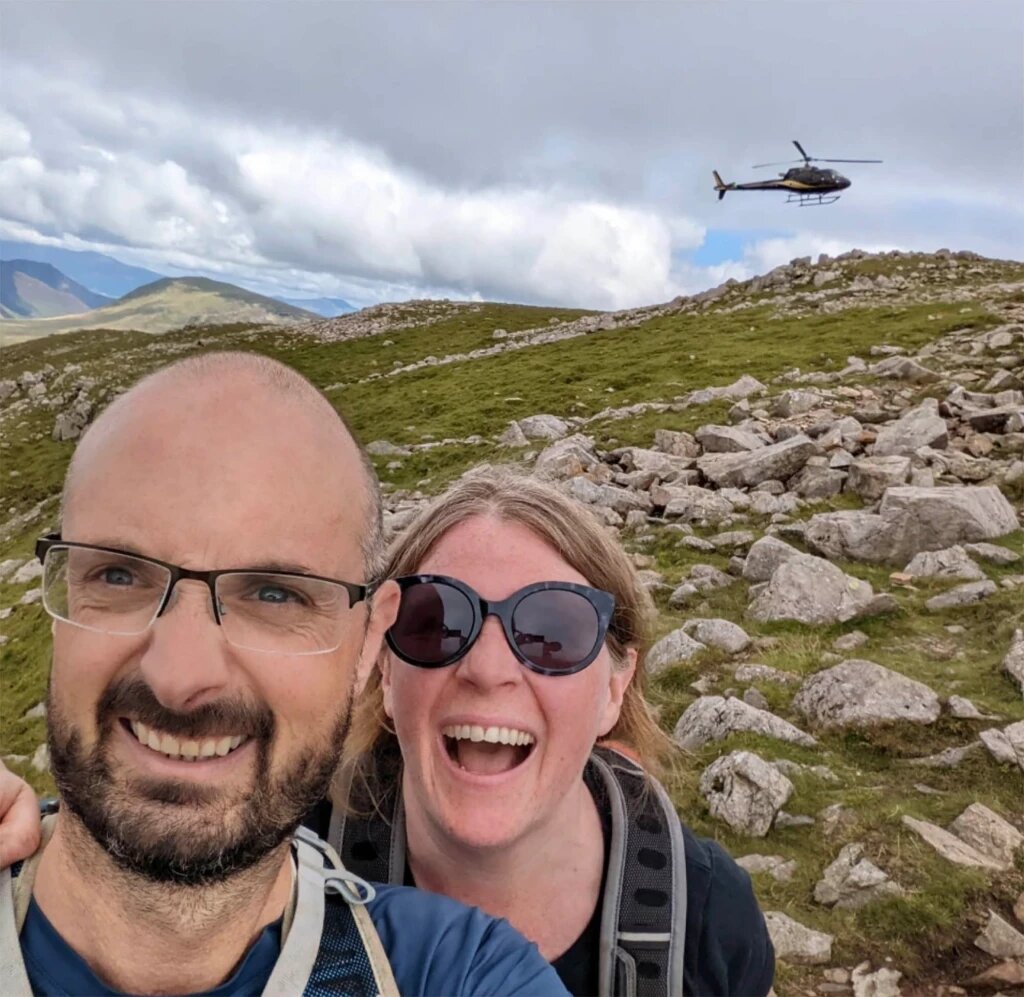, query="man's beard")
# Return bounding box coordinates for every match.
[47,675,349,887]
